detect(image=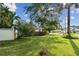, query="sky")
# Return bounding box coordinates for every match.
[3,3,79,28]
[59,5,79,27]
[15,3,32,22]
